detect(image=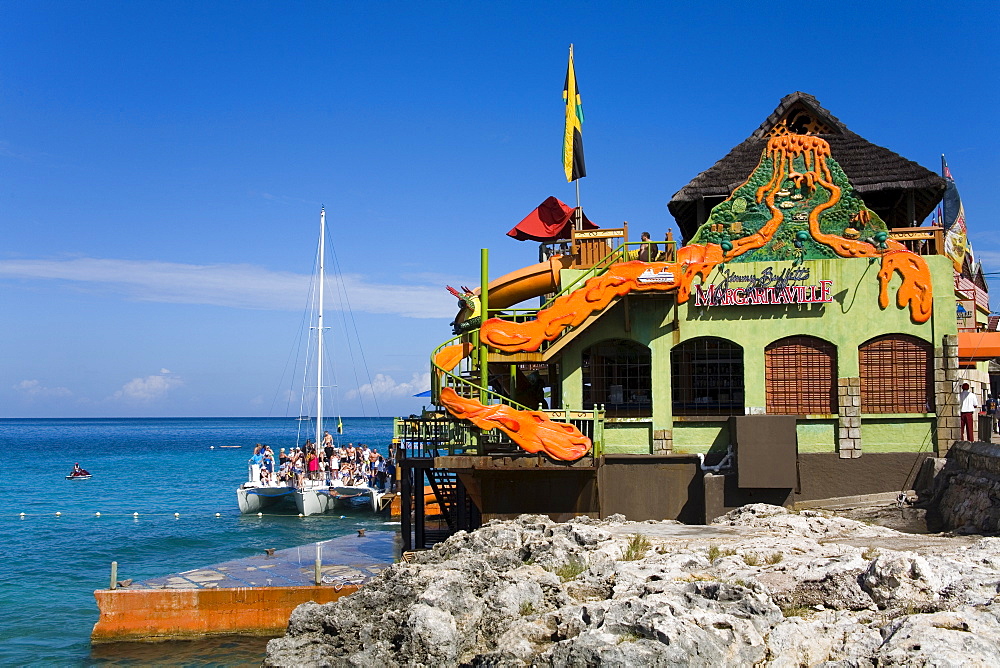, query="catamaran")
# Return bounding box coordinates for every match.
[236,208,386,515]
